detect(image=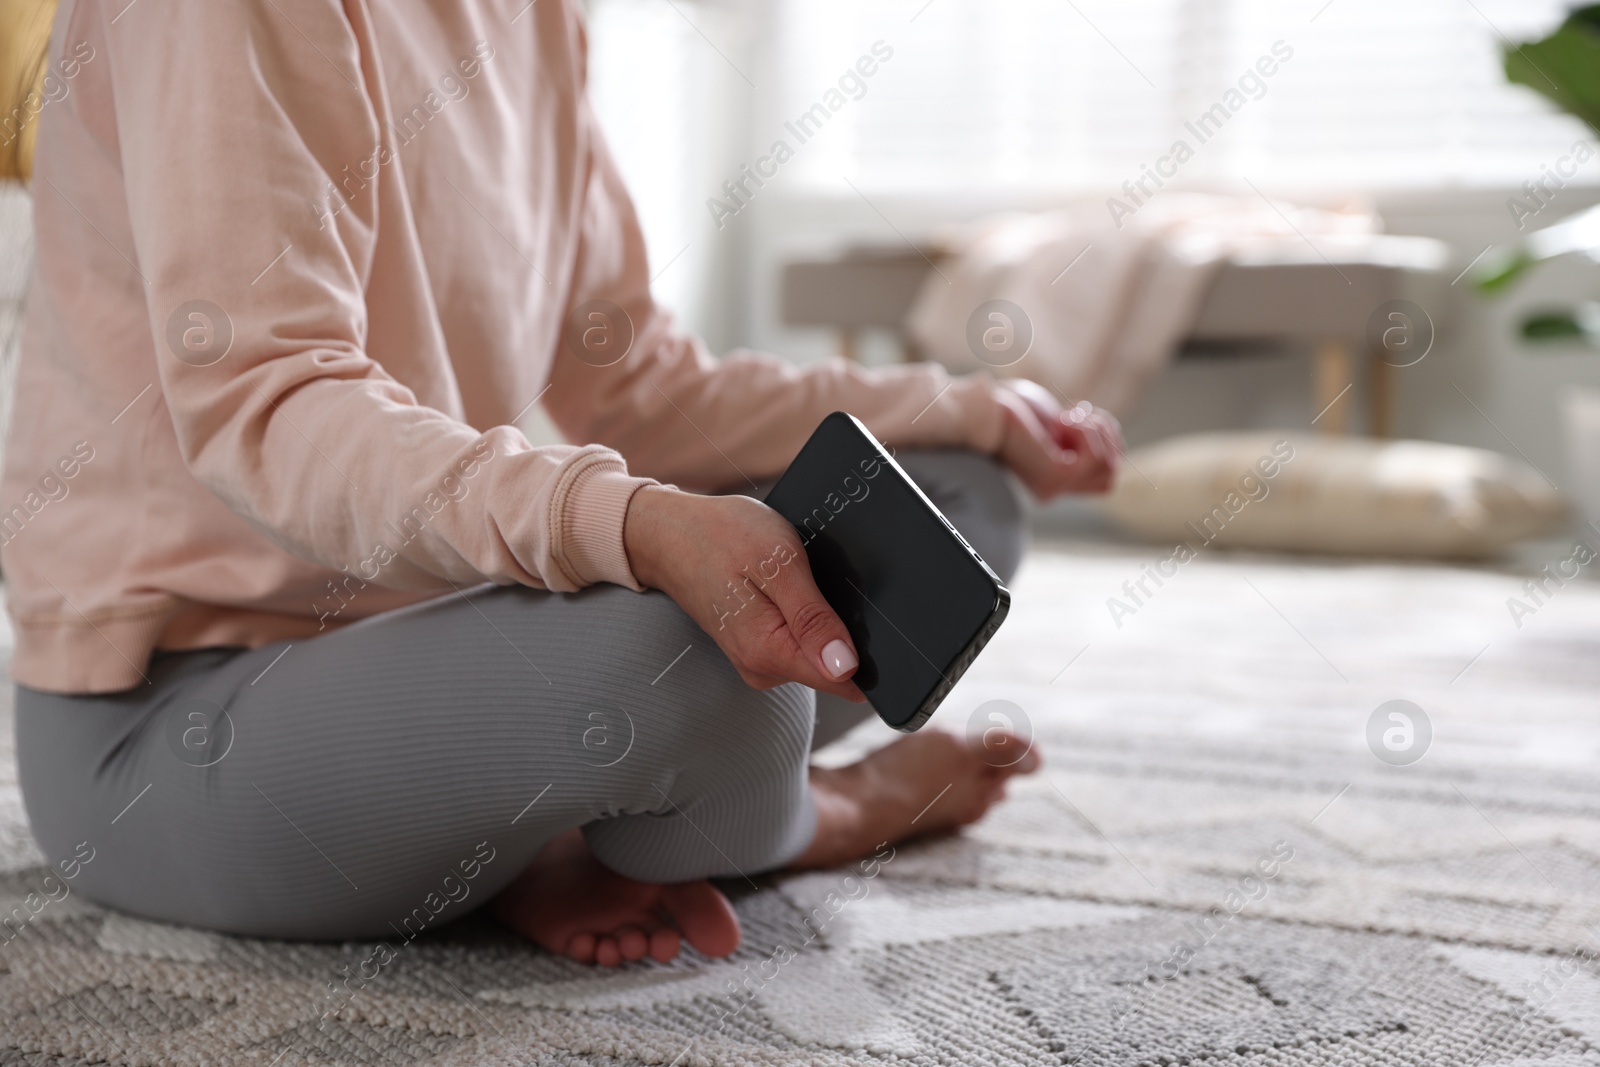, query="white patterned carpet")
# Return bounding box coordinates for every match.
[2,542,1599,1066]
